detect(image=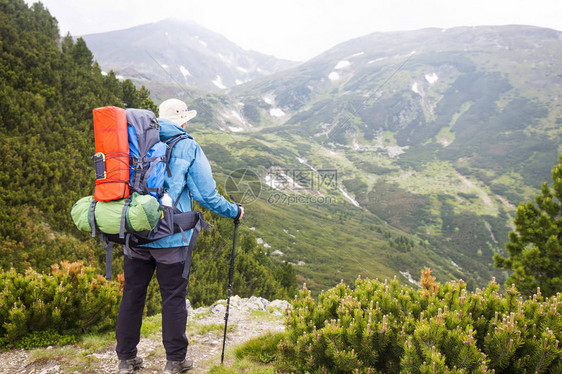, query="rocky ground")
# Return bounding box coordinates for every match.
[0,296,289,374]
